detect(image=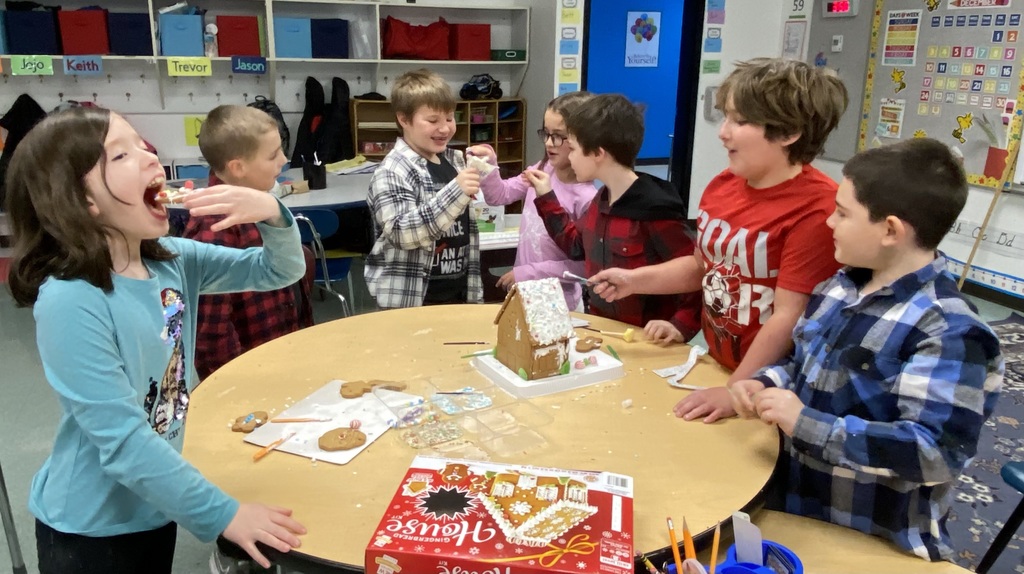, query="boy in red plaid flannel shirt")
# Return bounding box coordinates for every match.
[529,93,701,341]
[183,105,312,381]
